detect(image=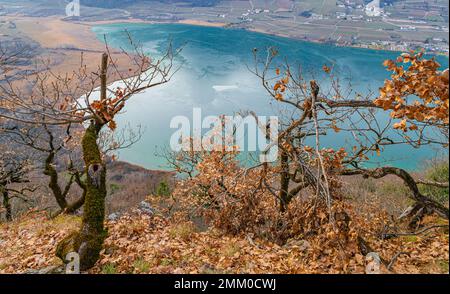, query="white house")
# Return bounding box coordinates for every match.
[365,0,383,17]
